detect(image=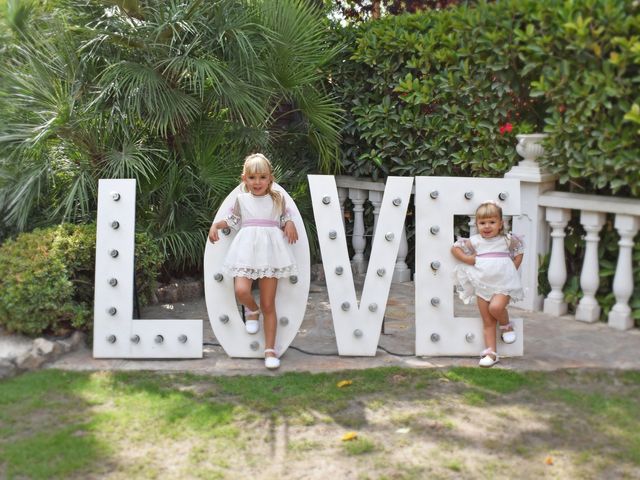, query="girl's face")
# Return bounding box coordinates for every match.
[242,171,272,196]
[477,215,503,239]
